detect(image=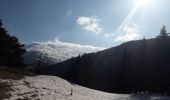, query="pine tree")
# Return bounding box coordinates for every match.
[0,20,2,26]
[159,25,168,37]
[34,53,50,68]
[0,19,26,68]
